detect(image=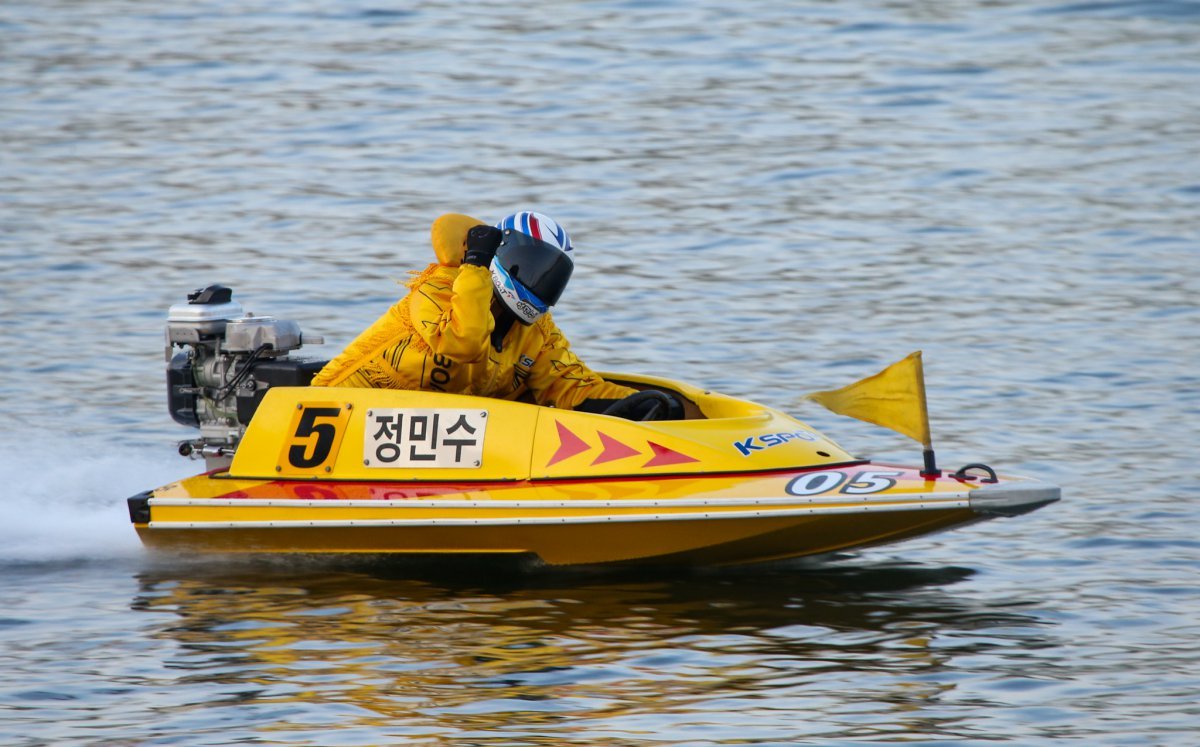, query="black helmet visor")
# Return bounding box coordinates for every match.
[495,231,574,307]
